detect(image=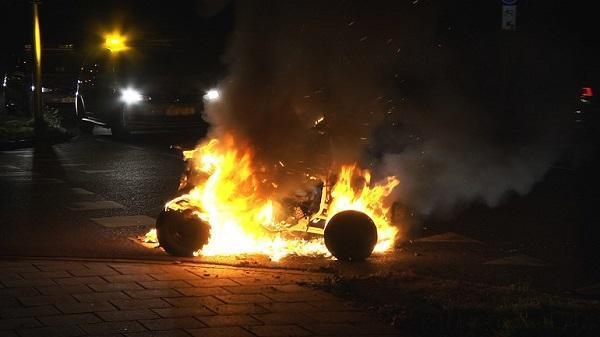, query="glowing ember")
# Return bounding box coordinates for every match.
[142,228,158,243]
[314,116,325,127]
[147,134,400,261]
